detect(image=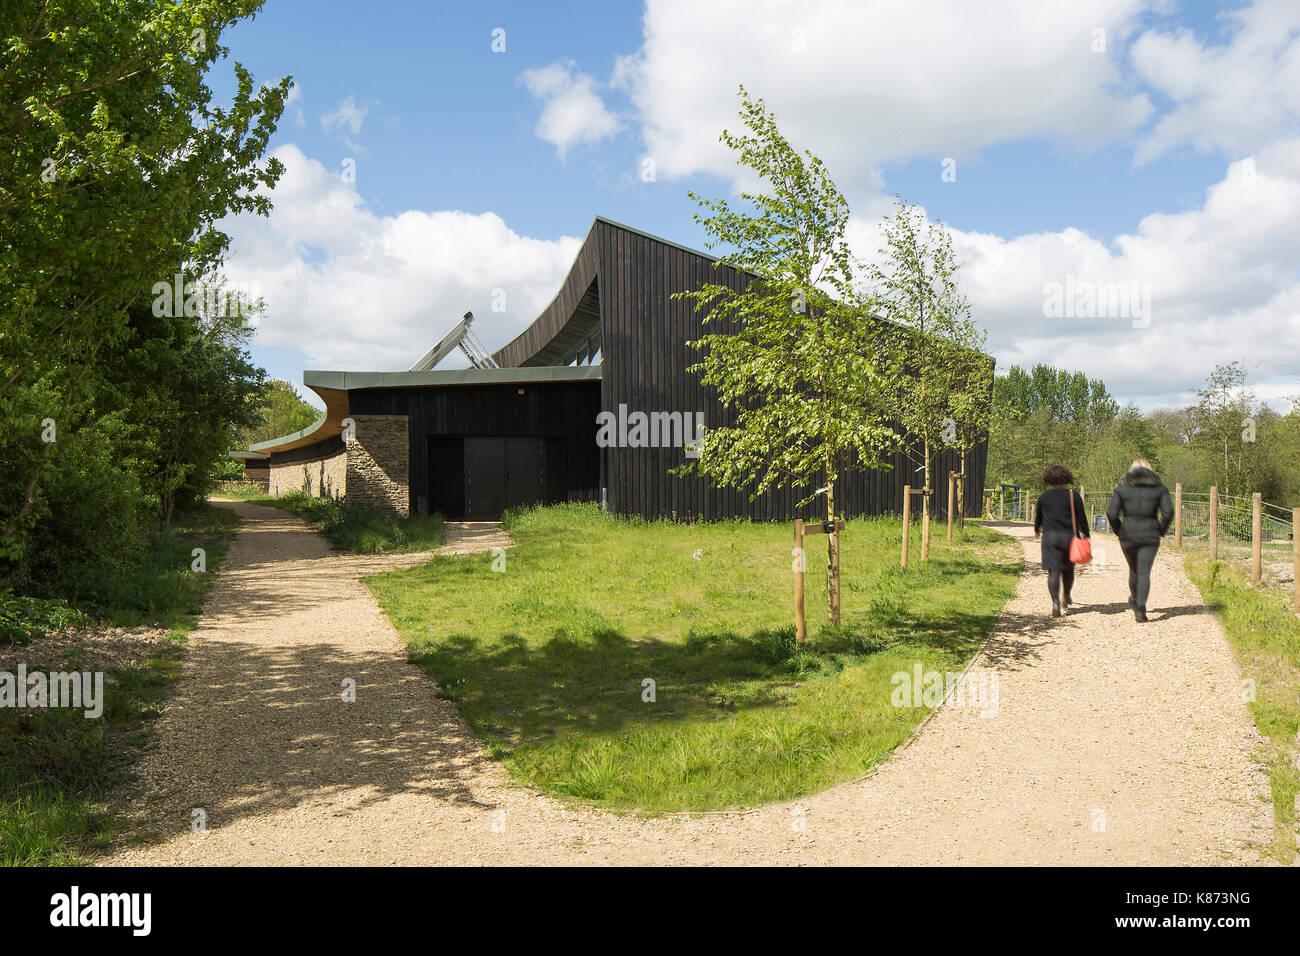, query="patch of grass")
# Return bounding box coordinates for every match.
[243,490,444,553]
[1184,553,1300,863]
[209,480,267,499]
[0,504,235,866]
[369,503,1021,813]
